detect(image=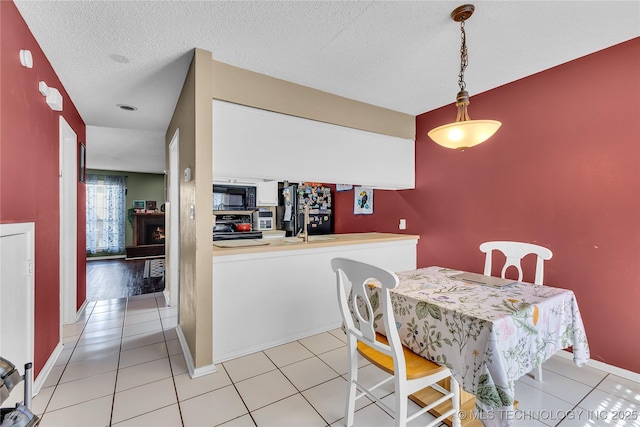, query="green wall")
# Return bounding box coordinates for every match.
[87,169,165,247]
